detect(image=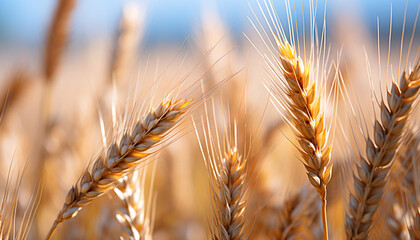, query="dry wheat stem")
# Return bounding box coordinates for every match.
[45,98,191,240]
[346,61,420,239]
[268,40,332,240]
